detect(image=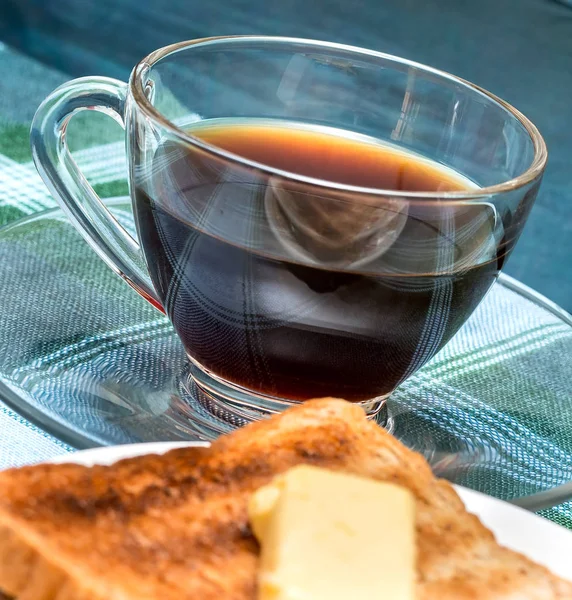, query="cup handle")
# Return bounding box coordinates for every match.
[31,76,164,313]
